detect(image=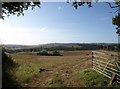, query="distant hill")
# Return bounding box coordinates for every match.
[4,44,33,50]
[36,43,81,48]
[4,43,118,53]
[4,43,81,49]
